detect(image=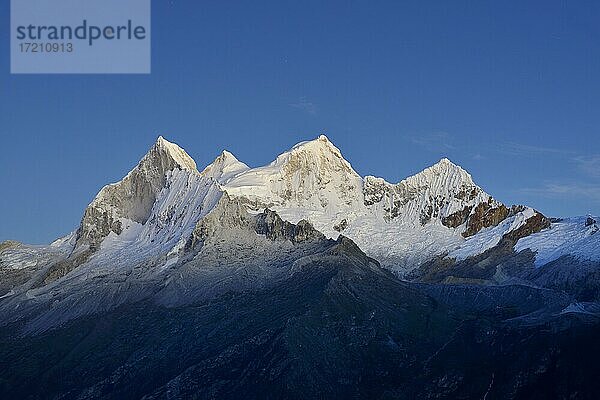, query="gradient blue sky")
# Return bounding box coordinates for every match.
[1,0,599,243]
